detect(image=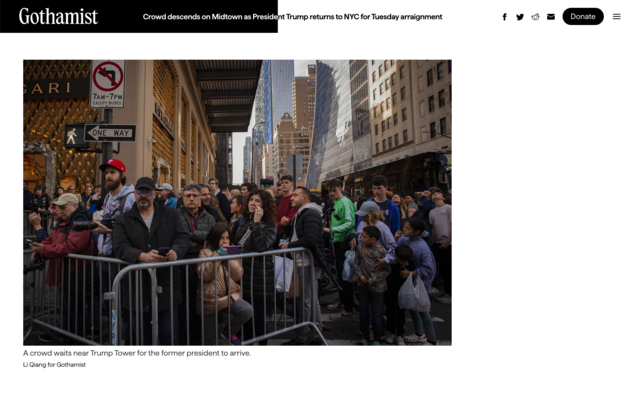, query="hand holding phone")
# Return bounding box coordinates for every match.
[158,247,170,256]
